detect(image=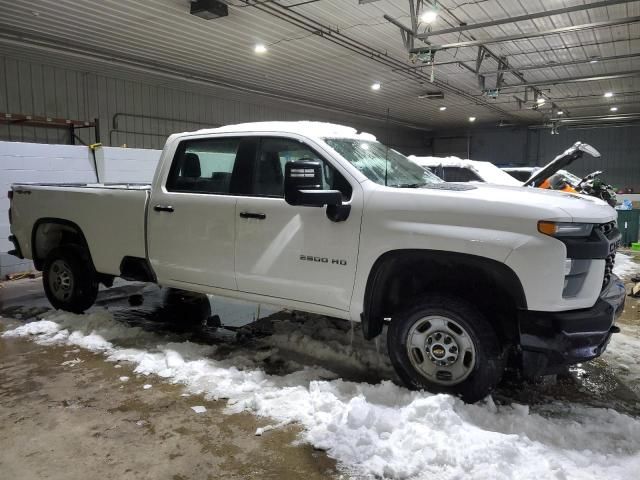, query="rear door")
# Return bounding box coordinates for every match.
[234,136,362,311]
[148,136,255,290]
